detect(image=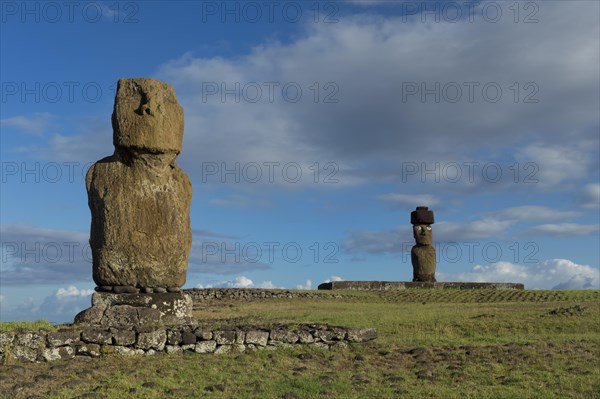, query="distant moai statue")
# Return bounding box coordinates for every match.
[410,206,436,282]
[86,78,192,293]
